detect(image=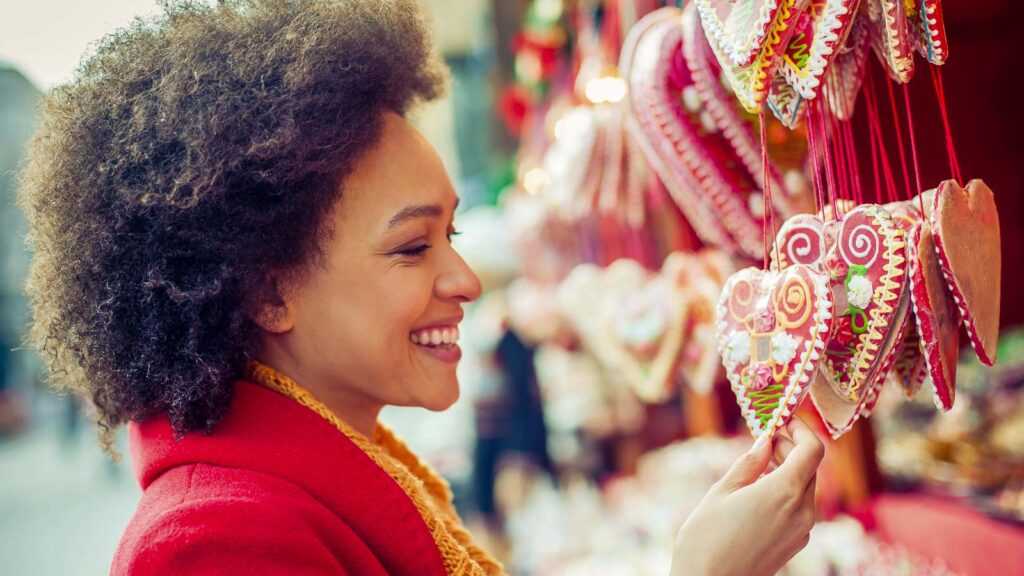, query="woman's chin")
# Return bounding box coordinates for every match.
[418,378,460,412]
